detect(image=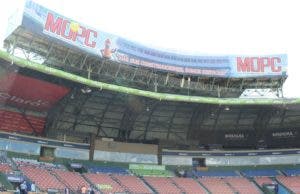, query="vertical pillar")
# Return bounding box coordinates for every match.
[89,133,96,161]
